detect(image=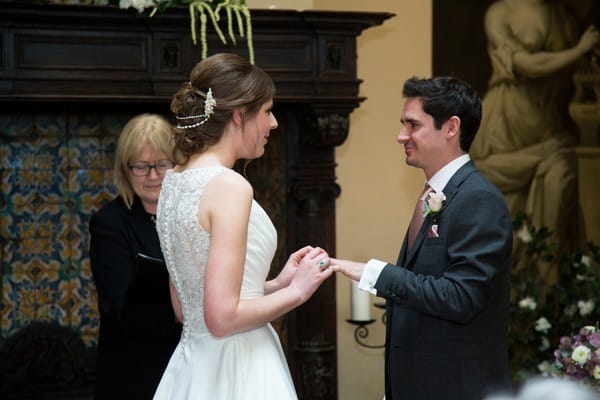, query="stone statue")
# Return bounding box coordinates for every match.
[471,0,599,260]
